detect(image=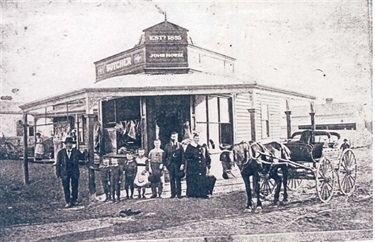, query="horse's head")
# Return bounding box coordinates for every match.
[232,141,252,169]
